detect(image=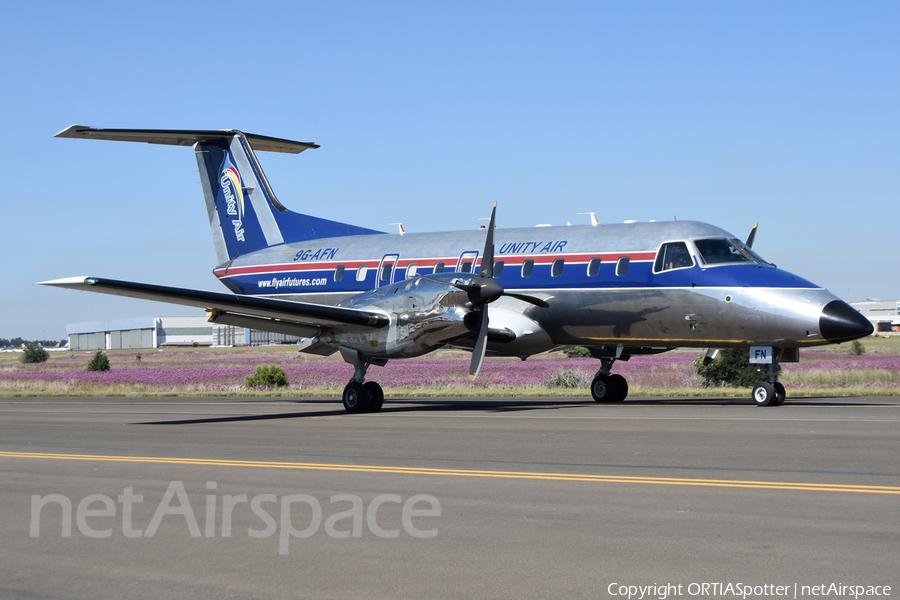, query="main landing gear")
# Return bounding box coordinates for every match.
[343,380,384,413]
[751,353,786,407]
[590,357,629,403]
[340,349,386,413]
